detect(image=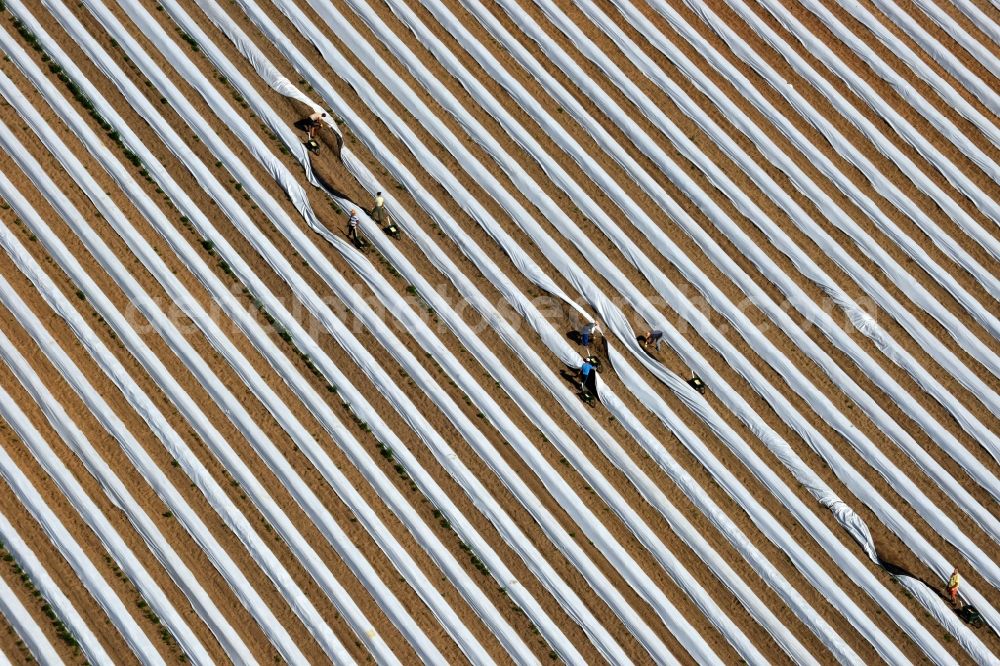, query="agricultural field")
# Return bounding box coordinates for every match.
[0,0,996,663]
